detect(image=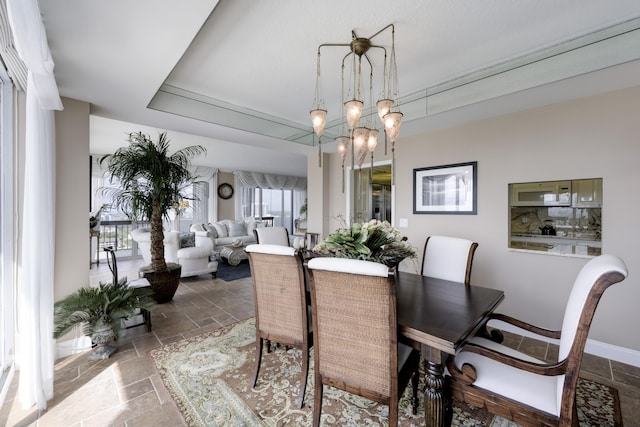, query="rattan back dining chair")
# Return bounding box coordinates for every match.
[421,235,478,285]
[245,243,310,409]
[307,257,420,427]
[447,254,628,427]
[253,226,290,246]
